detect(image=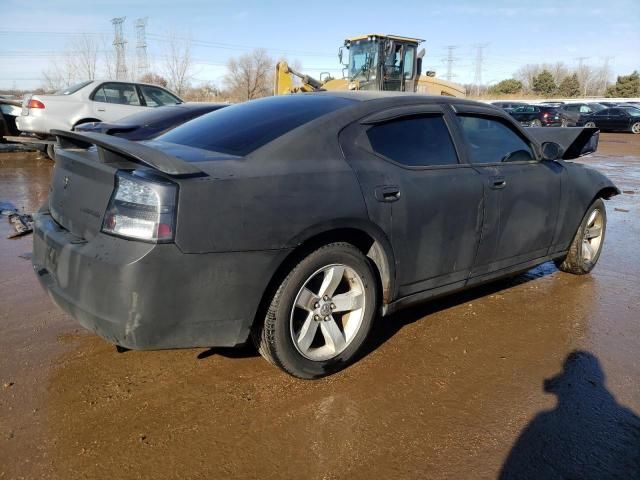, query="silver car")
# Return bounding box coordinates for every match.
[16,80,183,140]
